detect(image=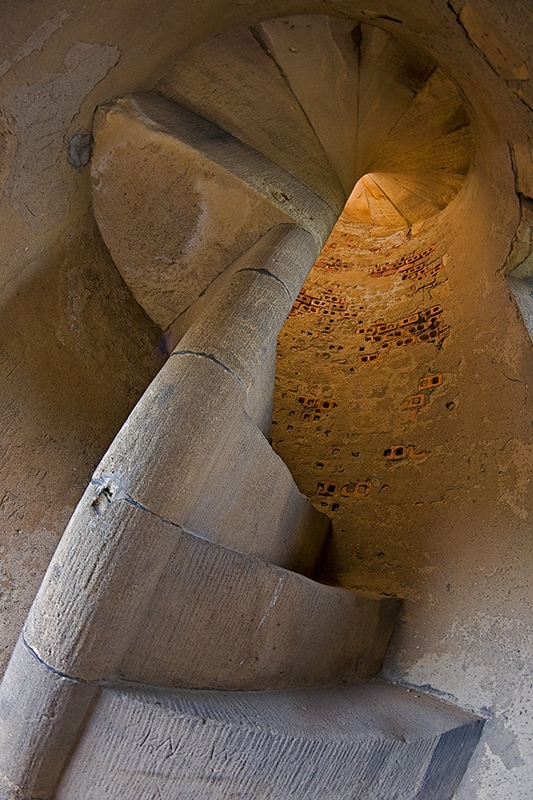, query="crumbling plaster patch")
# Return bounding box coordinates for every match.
[0,9,72,78]
[2,41,119,233]
[396,613,533,799]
